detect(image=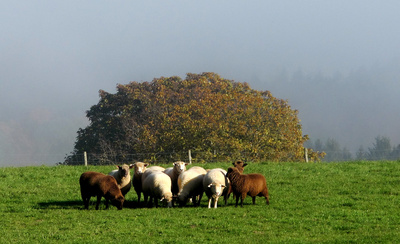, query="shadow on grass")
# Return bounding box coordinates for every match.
[36,199,246,210]
[36,200,141,210]
[36,200,83,210]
